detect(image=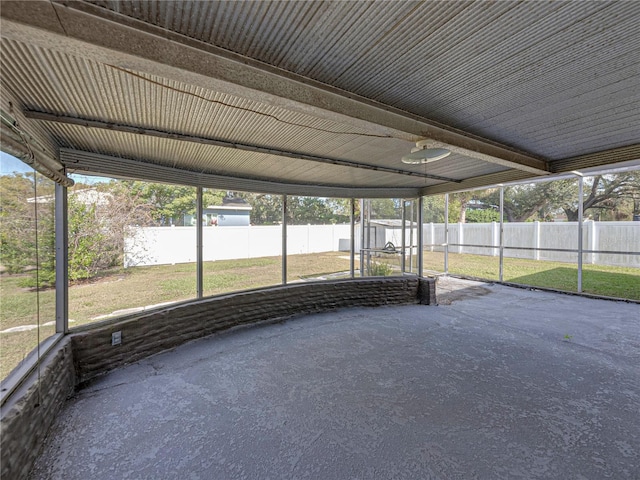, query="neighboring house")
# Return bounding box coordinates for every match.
[28,188,112,206]
[202,196,252,226]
